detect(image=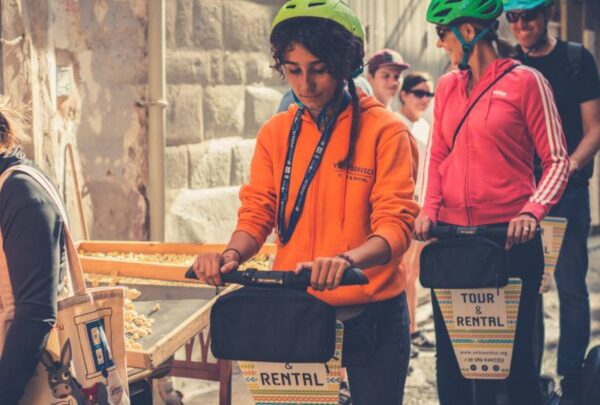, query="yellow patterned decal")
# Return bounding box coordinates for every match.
[435,278,522,379]
[239,321,344,404]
